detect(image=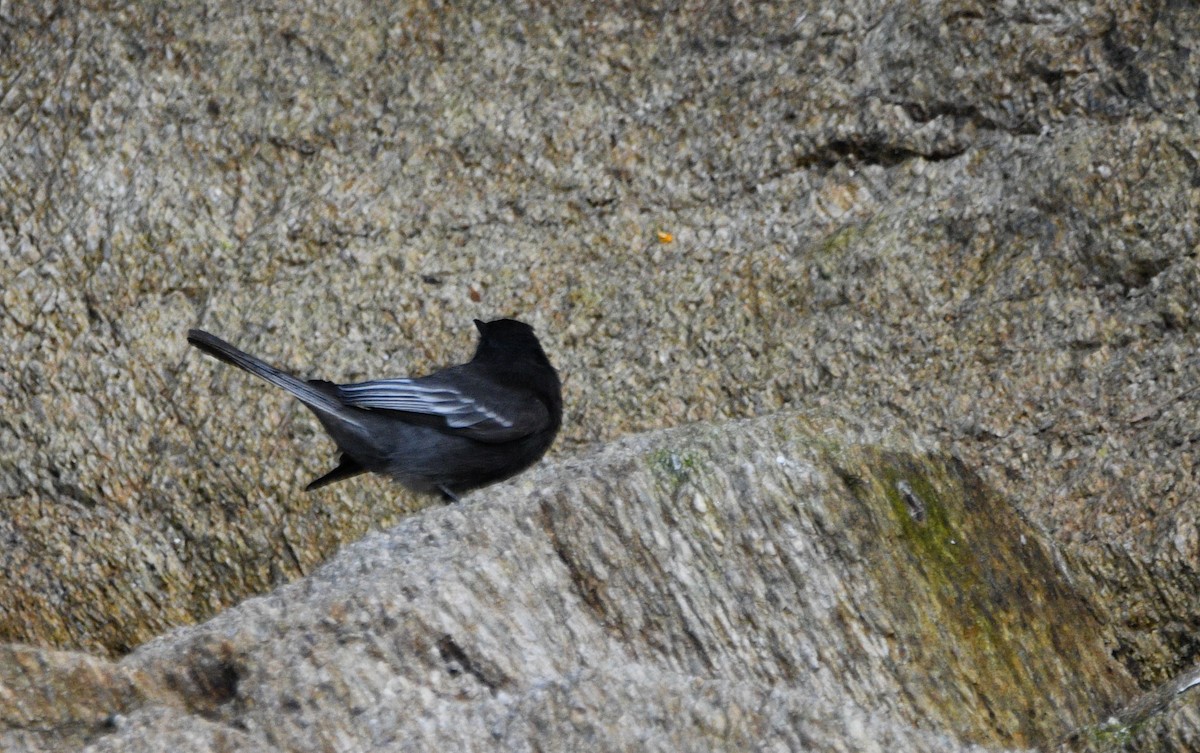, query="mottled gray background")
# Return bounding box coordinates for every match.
[2,2,1200,748]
